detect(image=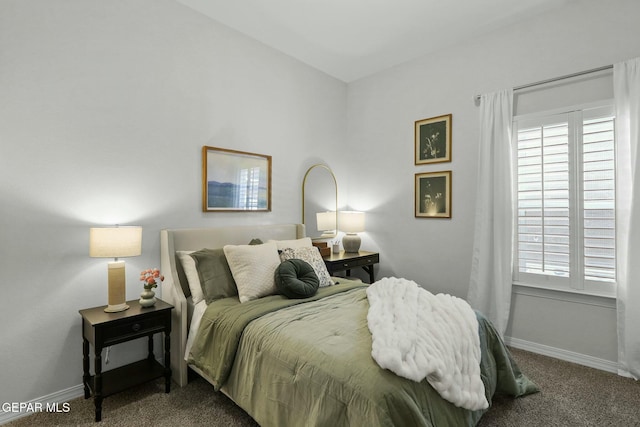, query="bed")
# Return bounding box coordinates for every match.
[160,223,537,426]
